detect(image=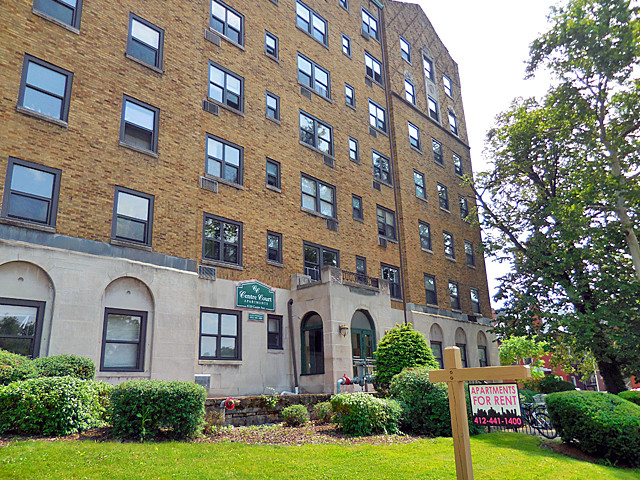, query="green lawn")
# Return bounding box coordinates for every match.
[0,433,637,480]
